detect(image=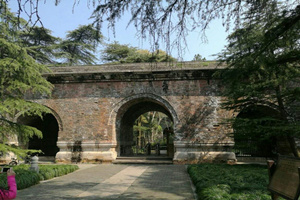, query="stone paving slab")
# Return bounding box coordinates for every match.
[15,164,196,200]
[78,166,148,199]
